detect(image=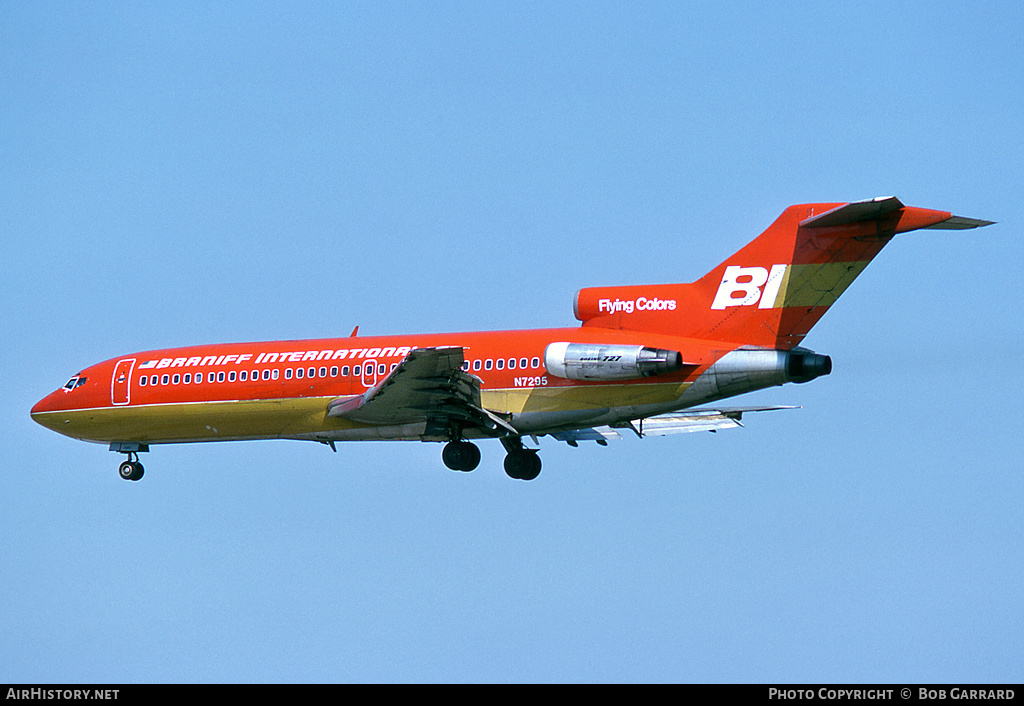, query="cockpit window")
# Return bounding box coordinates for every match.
[62,376,88,391]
